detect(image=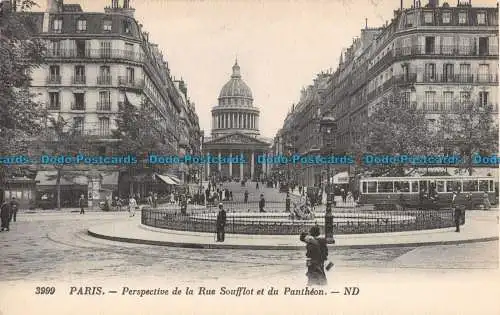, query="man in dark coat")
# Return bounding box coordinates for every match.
[244,190,249,203]
[216,203,227,242]
[1,201,11,231]
[259,194,266,212]
[79,194,86,214]
[10,197,19,222]
[300,226,328,286]
[285,193,291,212]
